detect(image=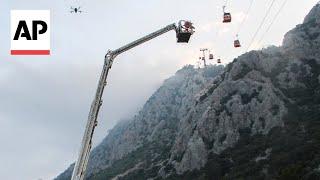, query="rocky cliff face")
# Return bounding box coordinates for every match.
[56,3,320,180]
[55,65,224,180]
